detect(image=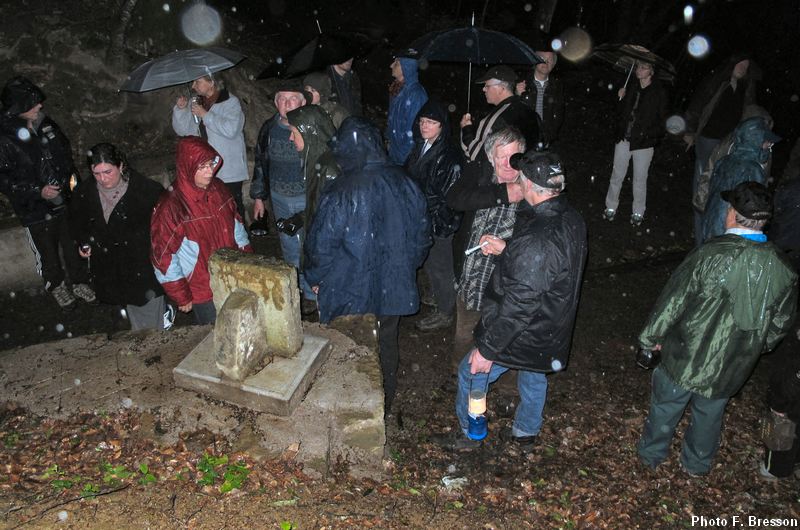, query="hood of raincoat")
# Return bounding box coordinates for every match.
[287,105,336,161]
[731,116,776,164]
[398,57,420,86]
[303,72,334,104]
[330,116,388,173]
[1,76,45,116]
[174,136,223,198]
